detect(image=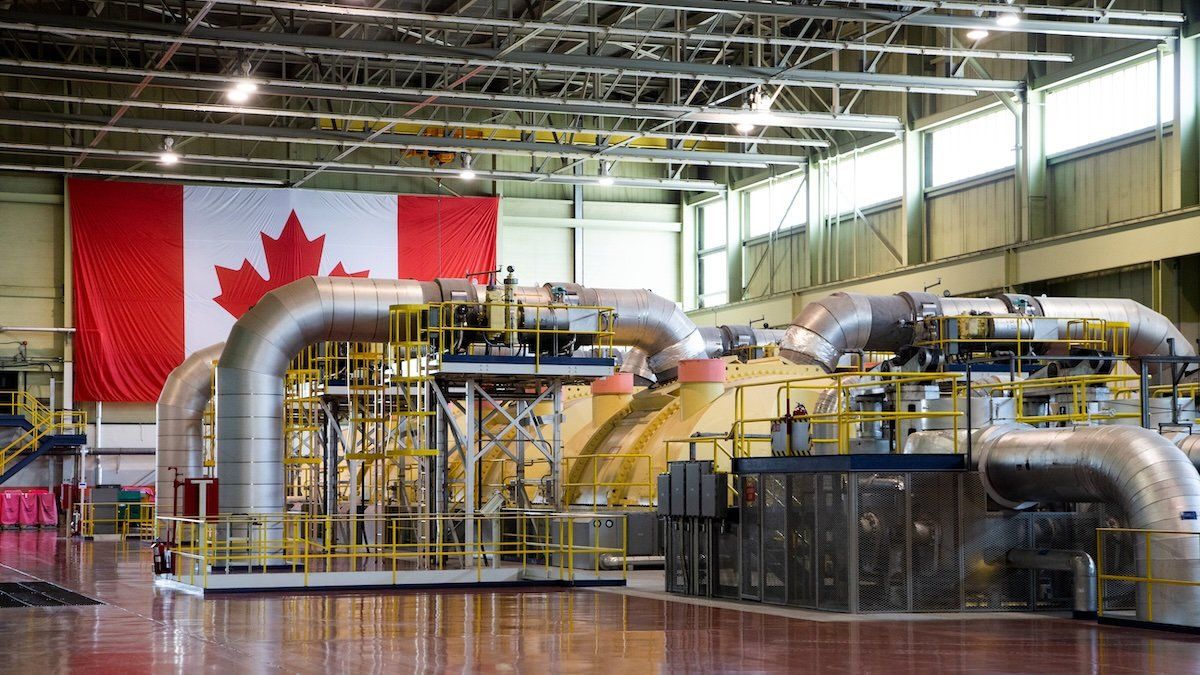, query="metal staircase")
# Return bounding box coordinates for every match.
[0,392,87,485]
